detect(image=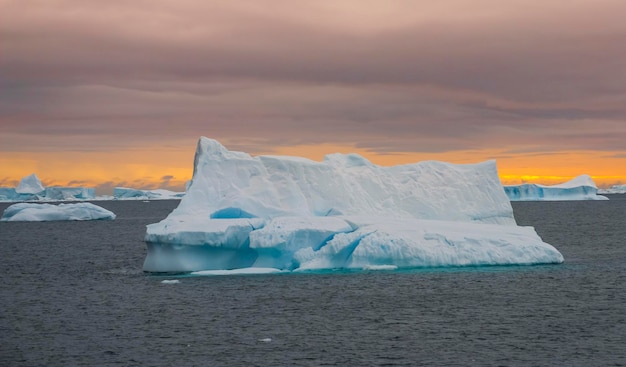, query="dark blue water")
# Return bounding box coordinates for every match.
[1,196,625,366]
